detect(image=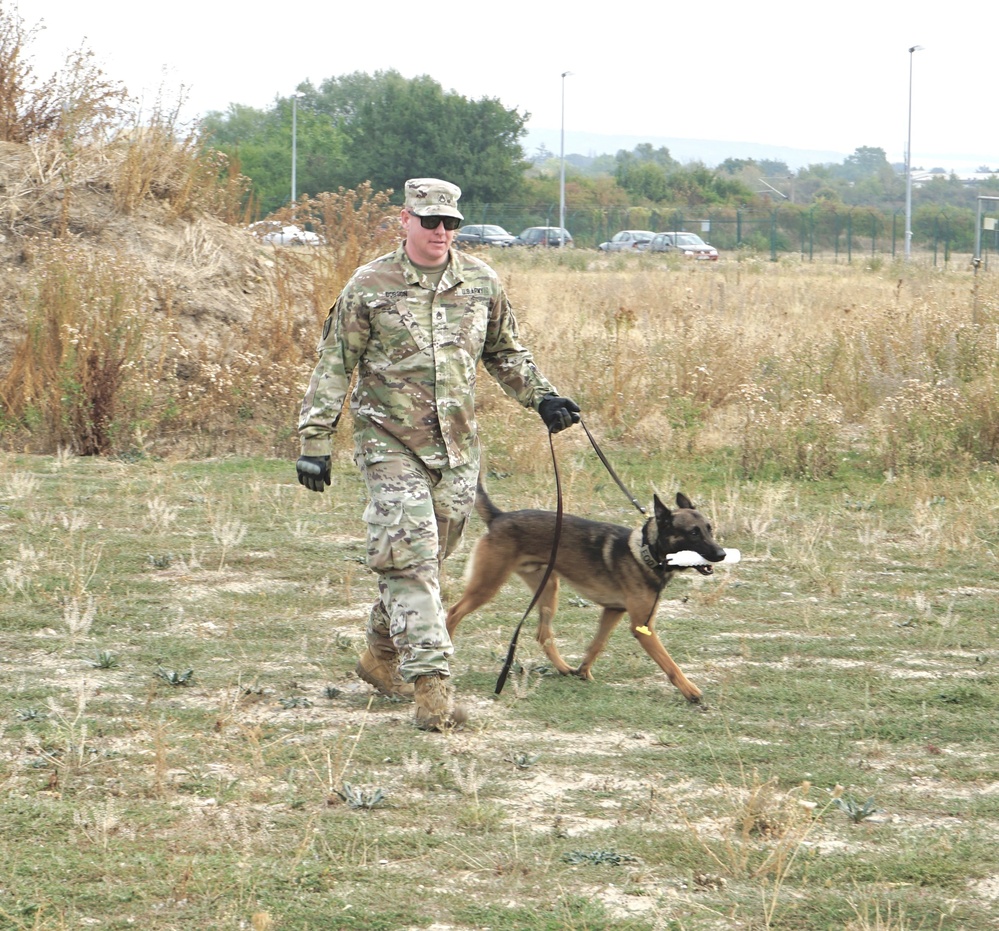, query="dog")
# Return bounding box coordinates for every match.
[446,482,727,703]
